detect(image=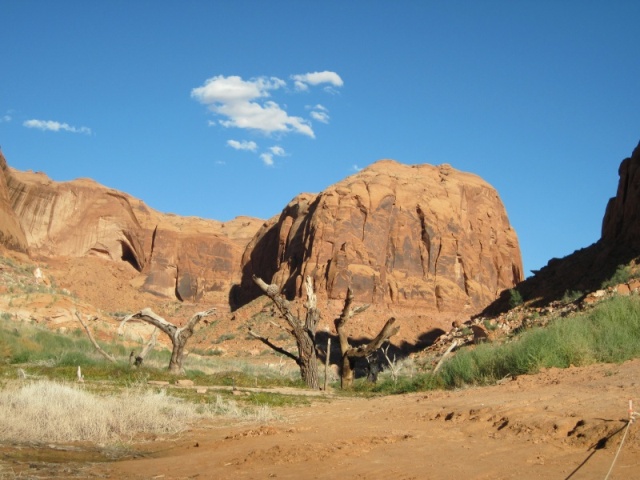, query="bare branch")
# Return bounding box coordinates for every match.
[128,307,216,374]
[248,329,299,363]
[269,320,293,335]
[345,317,399,359]
[184,308,217,332]
[249,275,321,388]
[131,308,177,338]
[75,311,116,363]
[117,313,135,336]
[433,340,459,374]
[304,276,317,310]
[335,287,371,335]
[252,275,302,332]
[138,327,159,361]
[381,343,403,386]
